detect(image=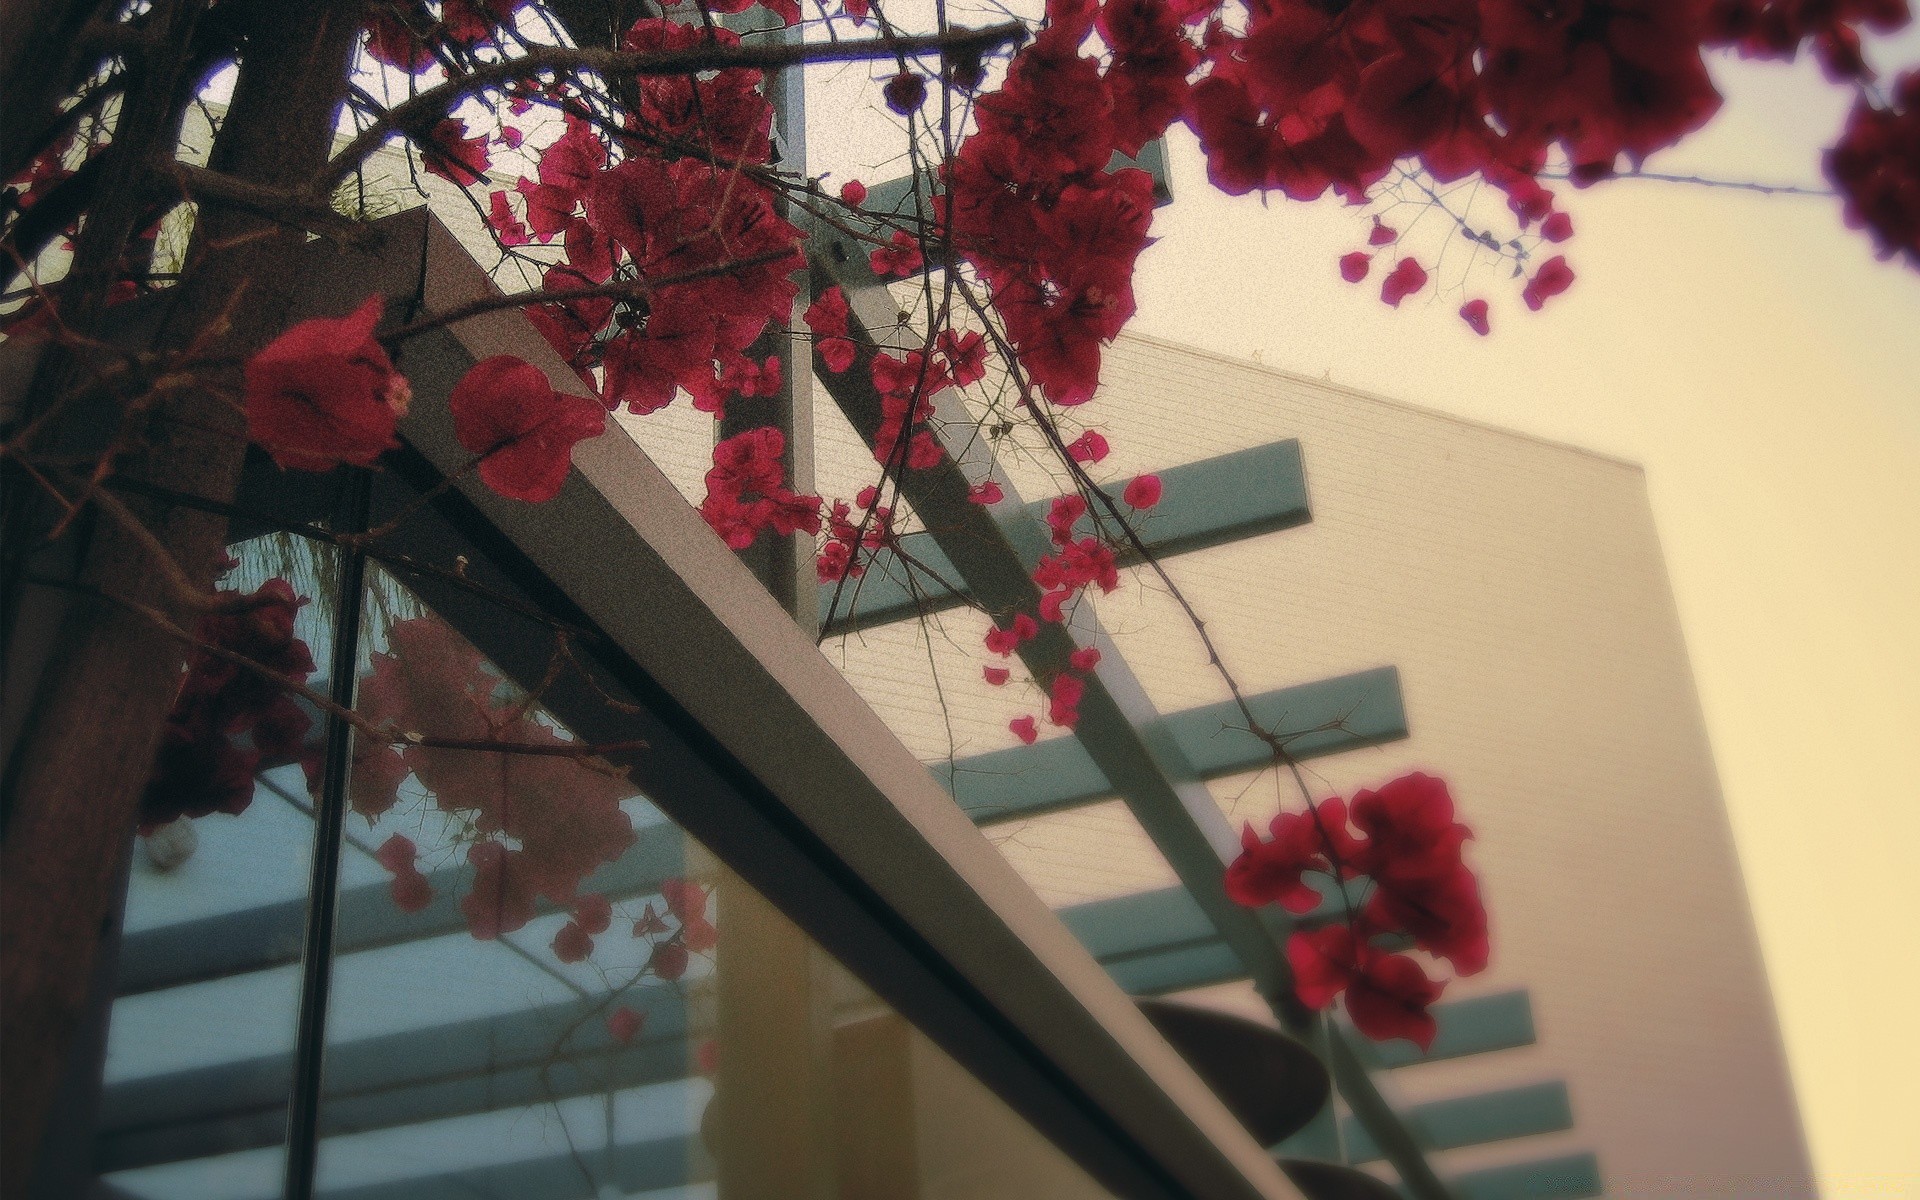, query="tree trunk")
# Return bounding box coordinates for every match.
[0,0,118,185]
[0,3,369,1190]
